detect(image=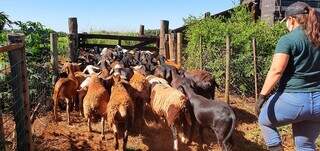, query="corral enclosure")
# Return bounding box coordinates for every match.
[1,5,320,151]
